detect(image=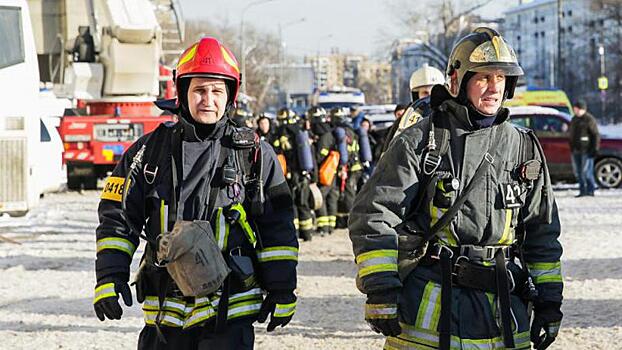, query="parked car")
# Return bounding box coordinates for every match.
[508,106,622,188]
